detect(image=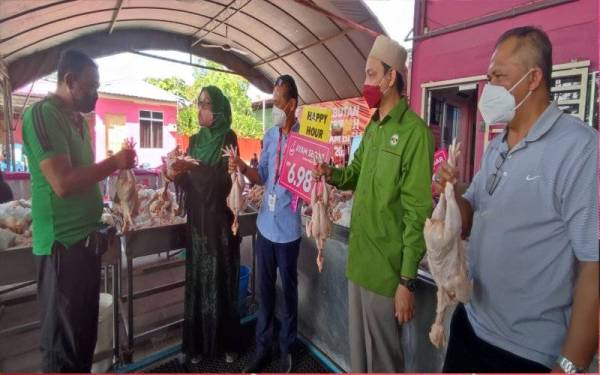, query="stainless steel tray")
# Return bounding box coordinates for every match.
[0,246,35,286]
